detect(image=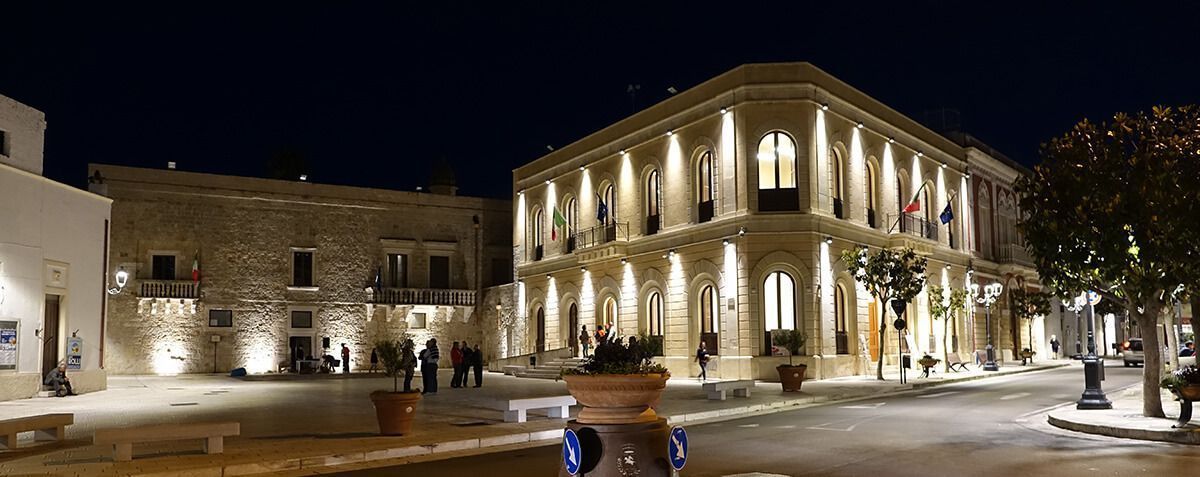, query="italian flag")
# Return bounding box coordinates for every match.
[192,251,200,282]
[552,207,567,241]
